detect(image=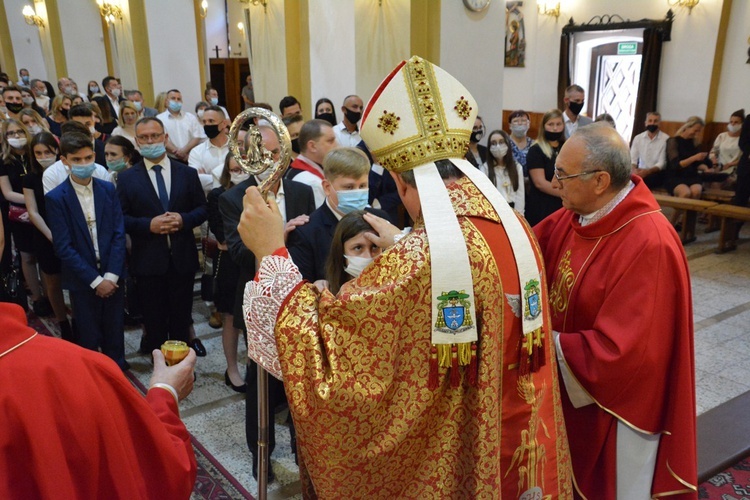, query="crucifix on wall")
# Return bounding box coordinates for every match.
[212,45,222,58]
